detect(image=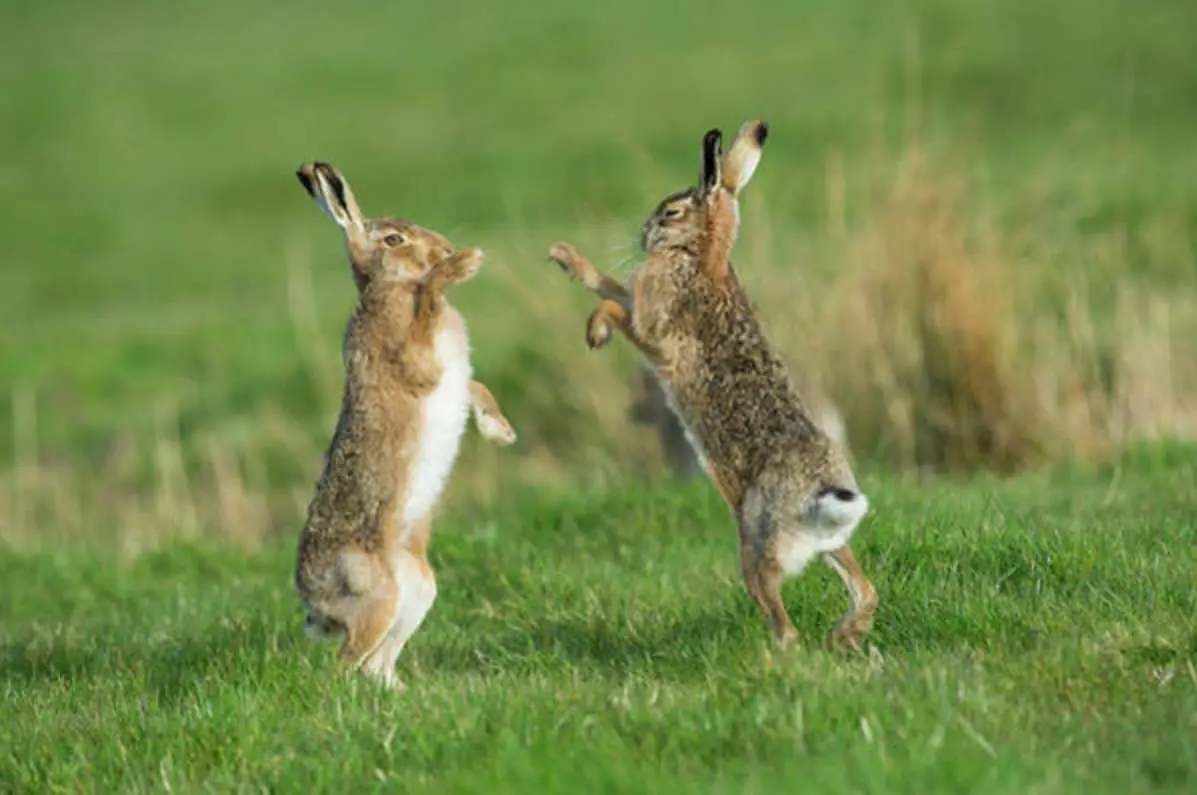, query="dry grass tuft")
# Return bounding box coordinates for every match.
[817,144,1046,472]
[781,142,1197,473]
